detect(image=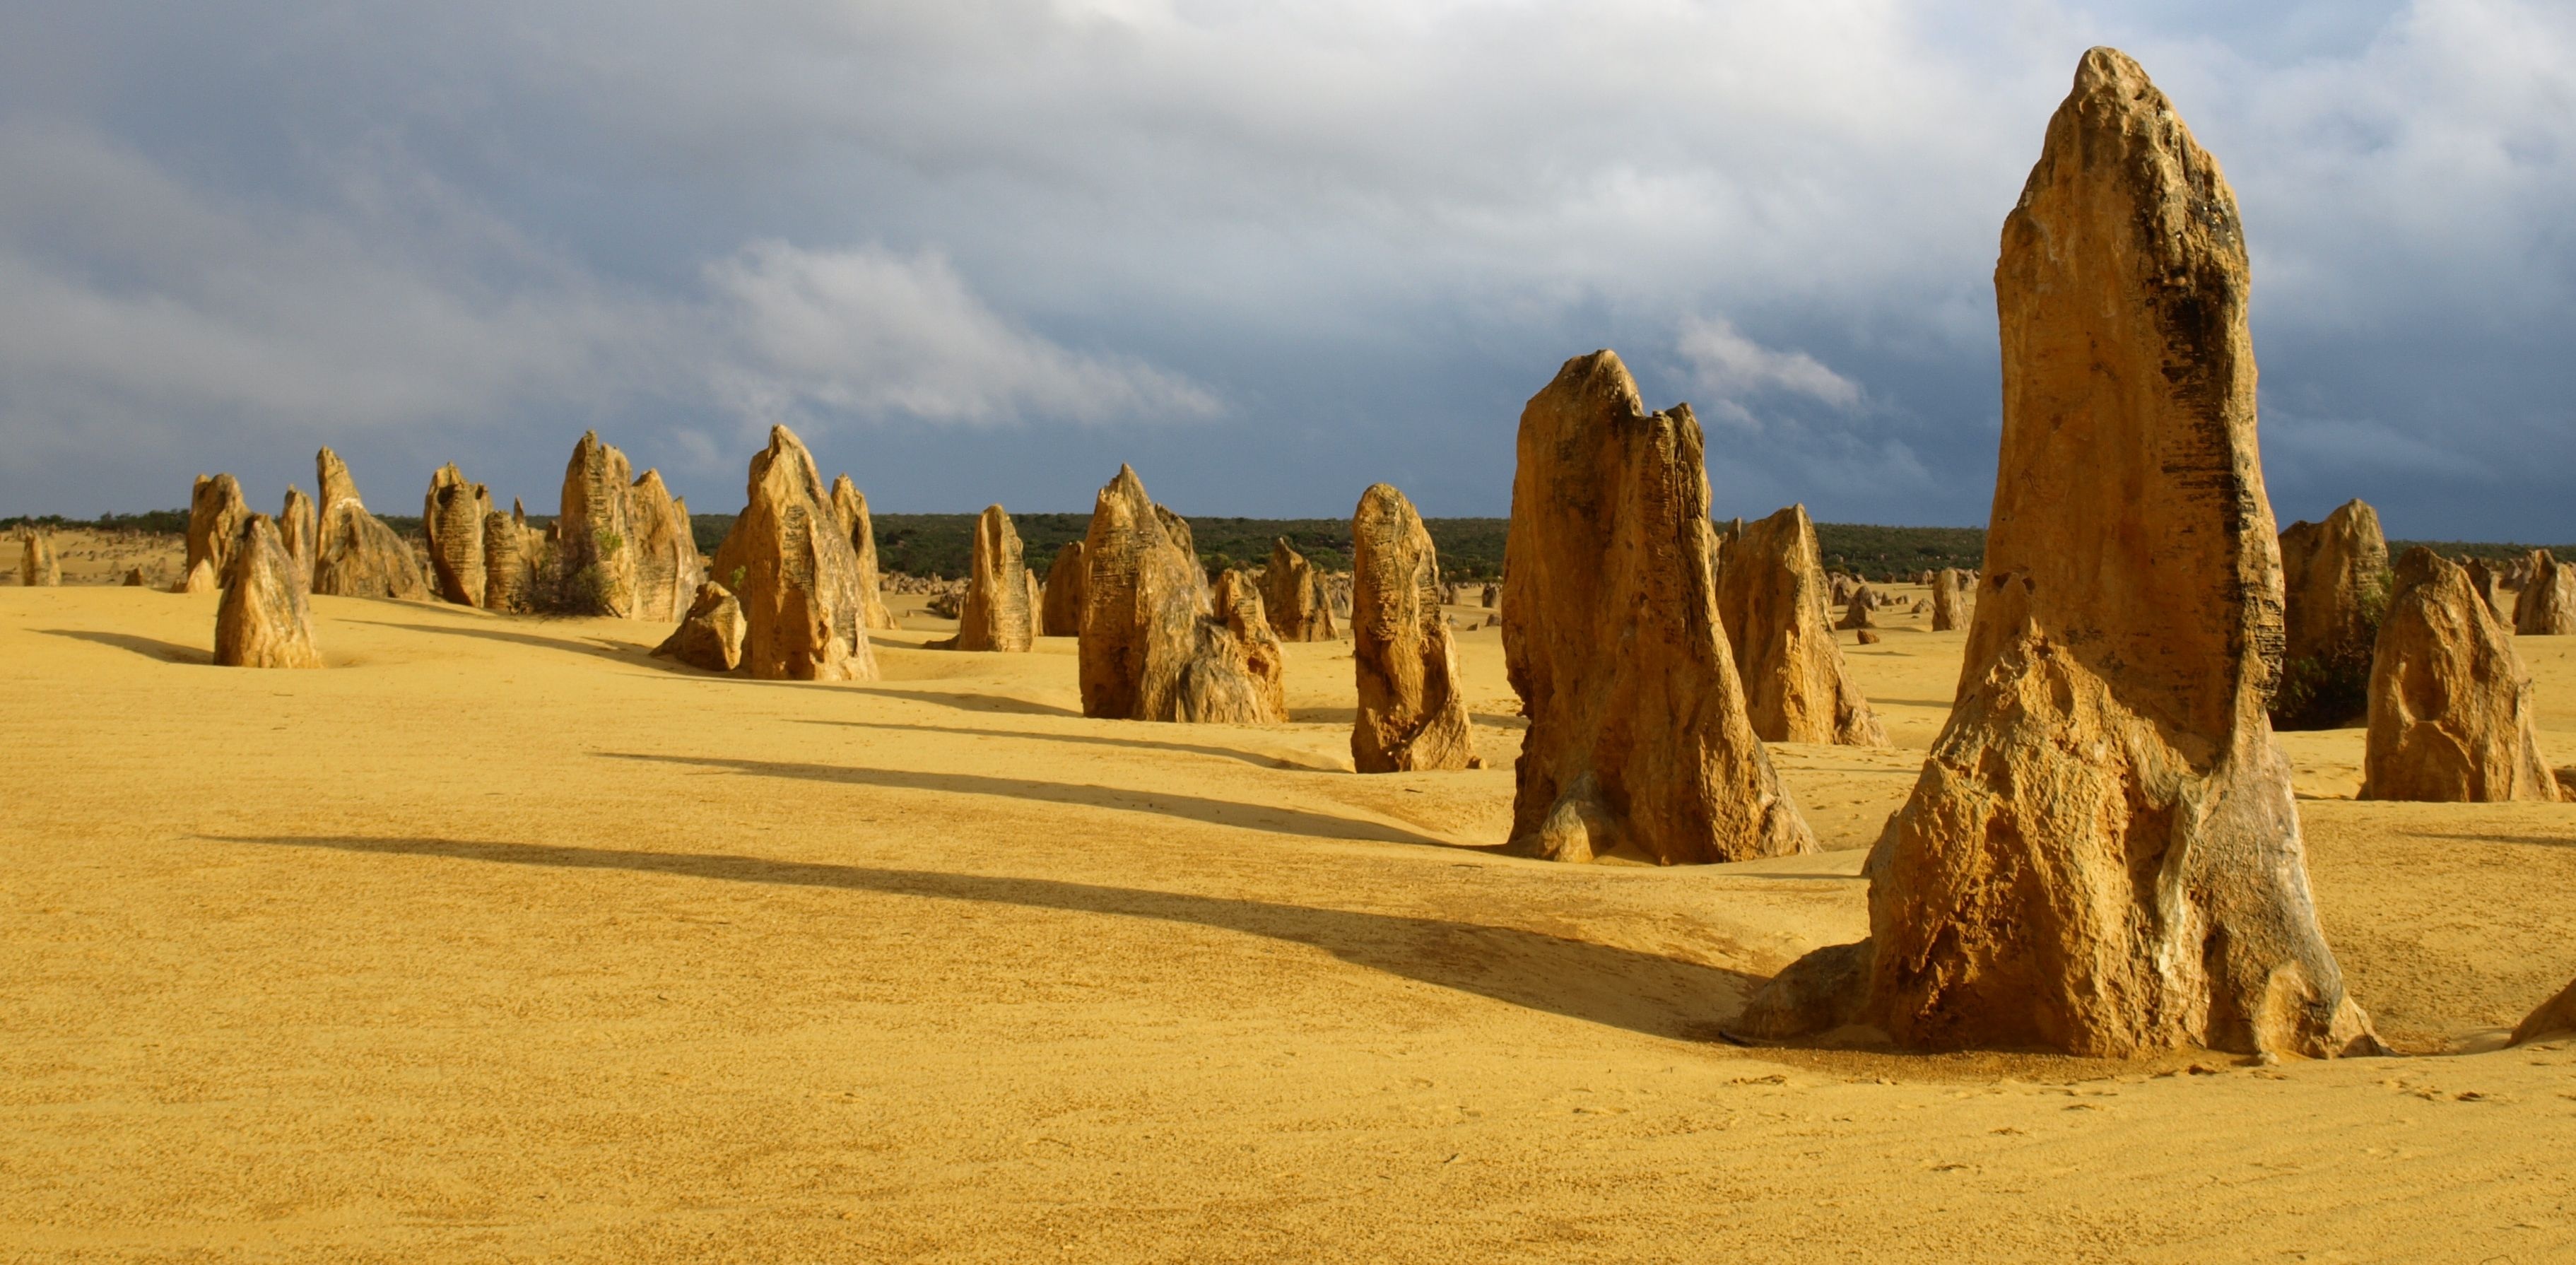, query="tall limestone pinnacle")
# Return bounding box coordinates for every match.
[1500,350,1813,864]
[1733,48,2378,1058]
